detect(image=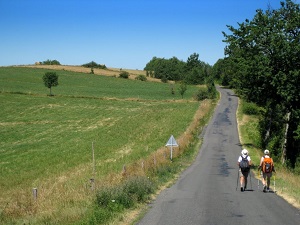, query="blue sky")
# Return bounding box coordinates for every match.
[0,0,282,69]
